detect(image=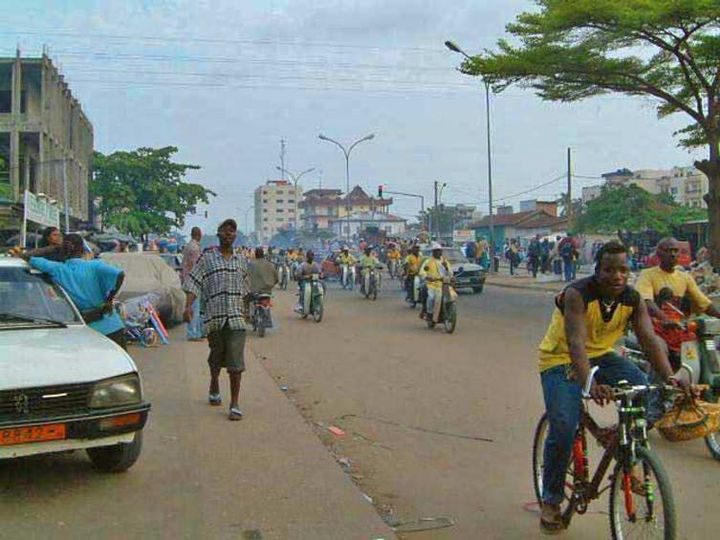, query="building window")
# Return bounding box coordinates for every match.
[288,199,295,204]
[0,90,11,113]
[263,218,268,222]
[277,209,284,213]
[276,190,284,194]
[263,226,268,231]
[277,218,284,222]
[263,208,268,213]
[263,199,268,204]
[276,199,284,204]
